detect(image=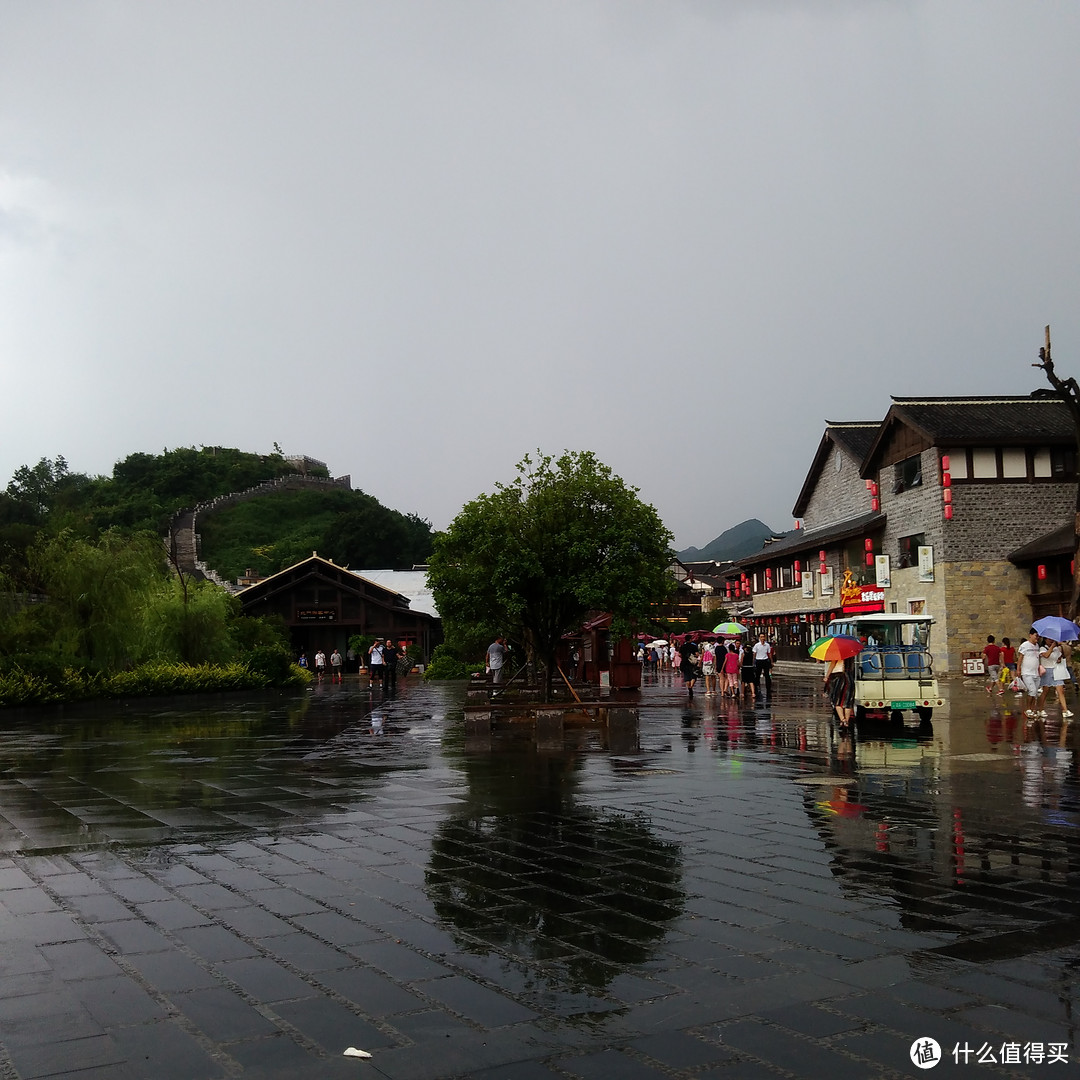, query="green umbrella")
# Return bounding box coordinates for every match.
[713,621,748,635]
